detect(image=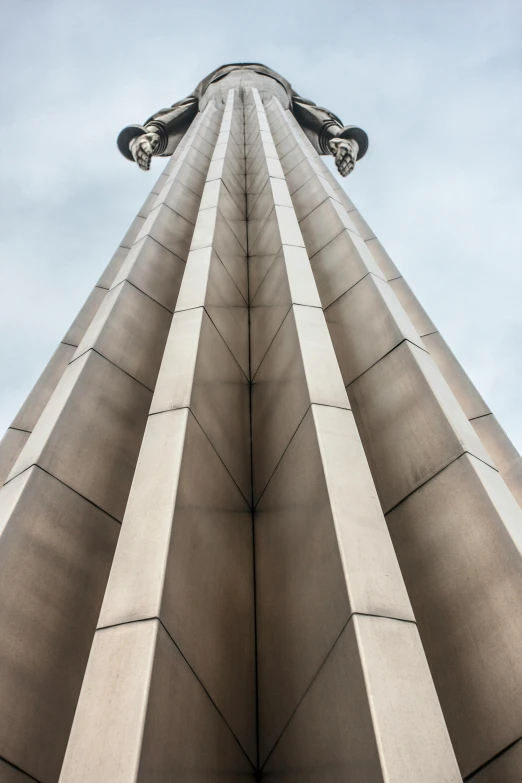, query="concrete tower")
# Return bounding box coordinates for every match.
[0,64,521,783]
